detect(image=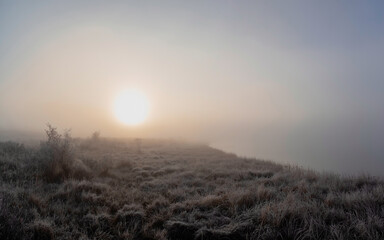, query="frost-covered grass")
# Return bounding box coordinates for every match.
[0,137,383,240]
